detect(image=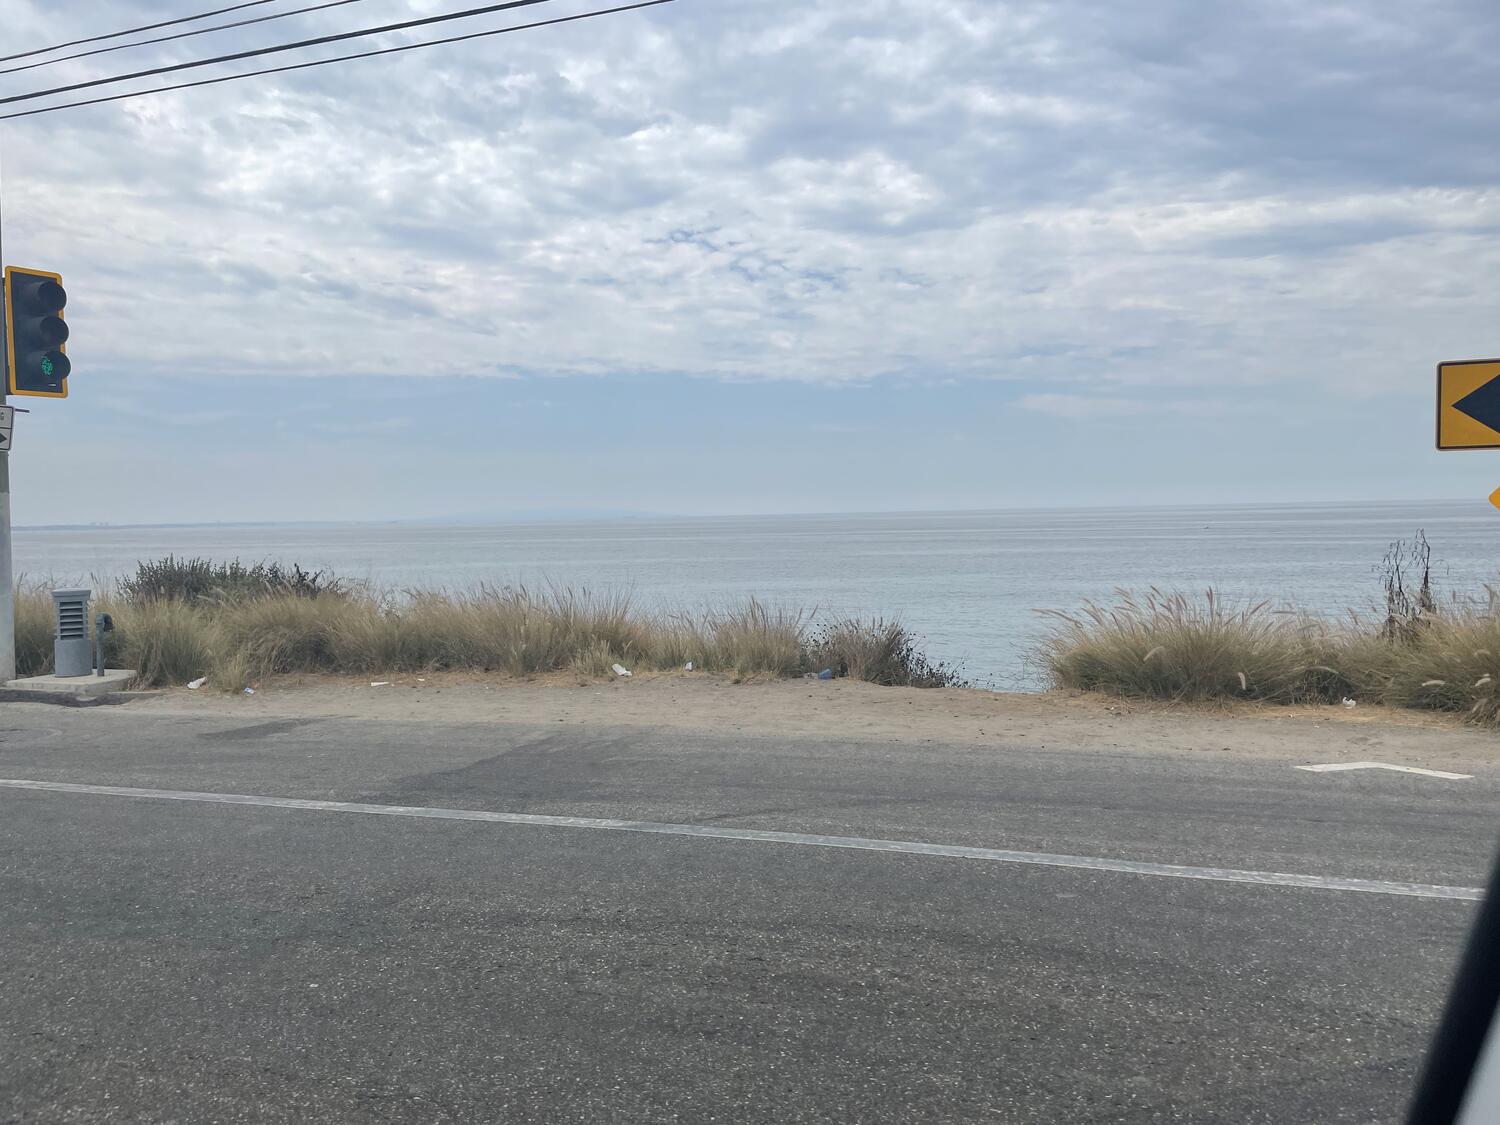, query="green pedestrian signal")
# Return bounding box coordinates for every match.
[3,266,70,399]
